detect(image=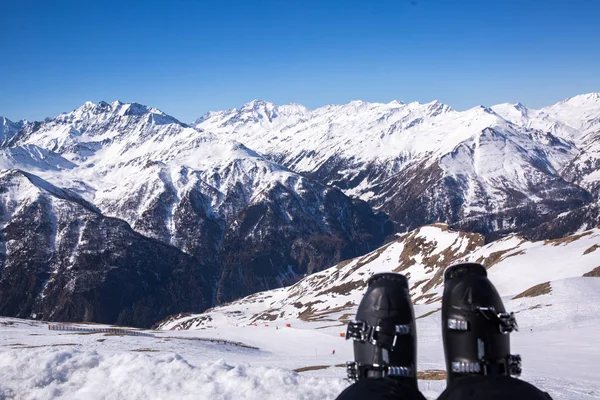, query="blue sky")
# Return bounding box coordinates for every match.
[1,0,599,123]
